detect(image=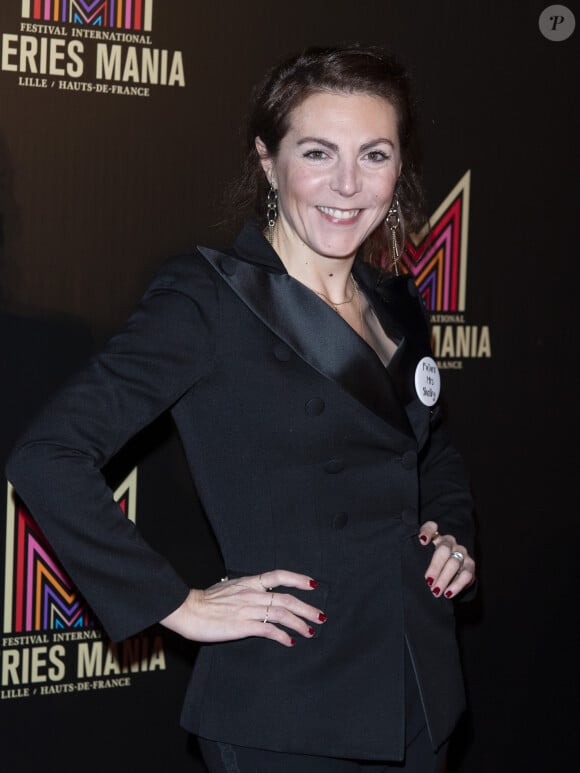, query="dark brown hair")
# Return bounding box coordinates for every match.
[226,43,427,268]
